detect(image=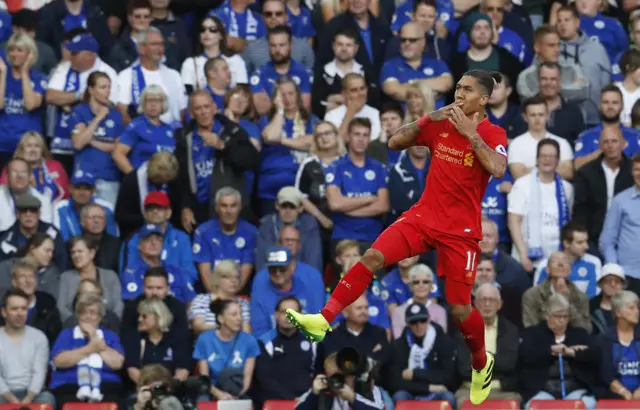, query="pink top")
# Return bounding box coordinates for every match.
[391,299,448,339]
[0,159,70,202]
